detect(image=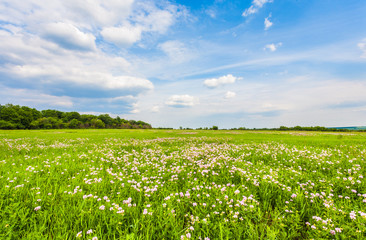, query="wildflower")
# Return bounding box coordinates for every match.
[76,231,82,238]
[335,228,342,233]
[143,209,148,215]
[87,229,93,235]
[99,205,105,210]
[350,211,356,220]
[330,230,335,235]
[234,190,240,195]
[34,206,41,211]
[92,237,98,240]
